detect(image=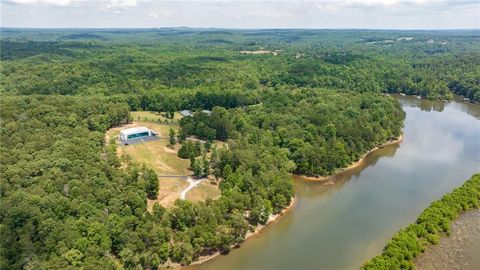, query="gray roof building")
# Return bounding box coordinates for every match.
[180,110,192,117]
